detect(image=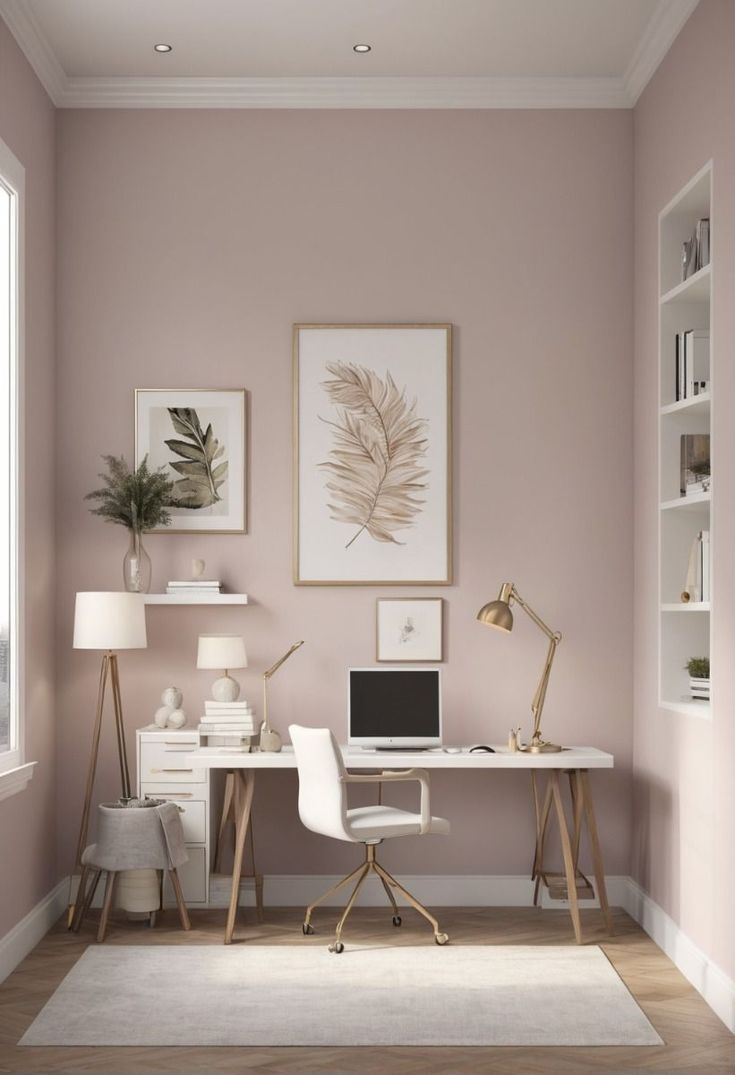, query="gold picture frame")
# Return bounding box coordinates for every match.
[293,323,453,585]
[135,388,247,534]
